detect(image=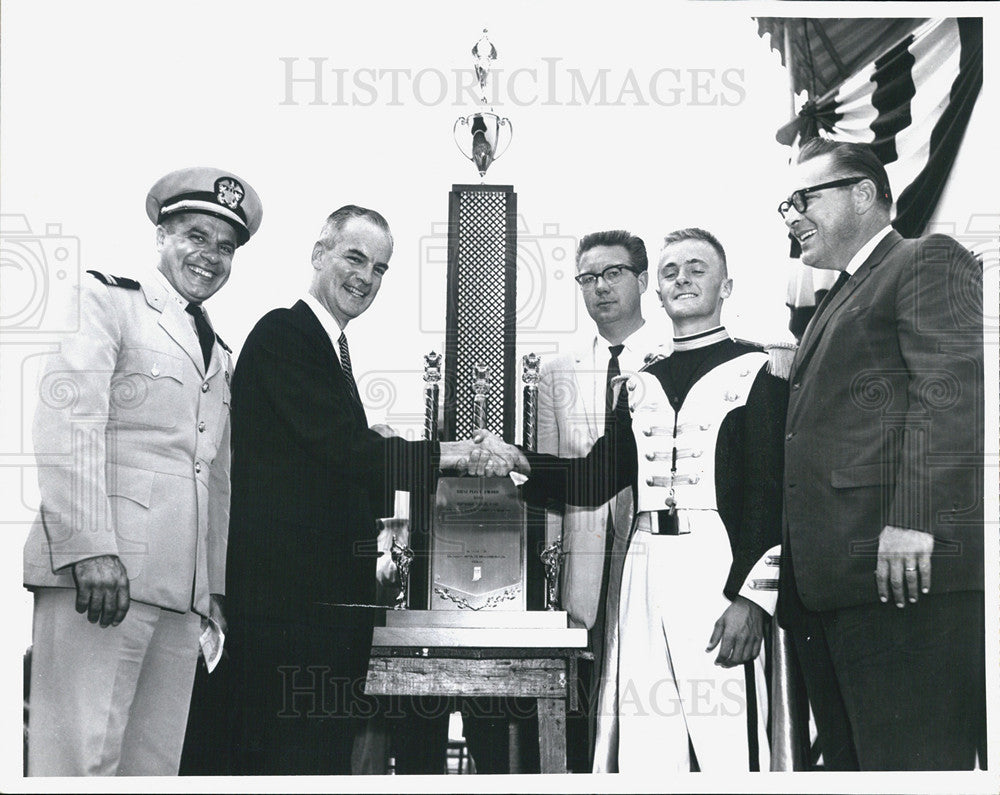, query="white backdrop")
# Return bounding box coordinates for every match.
[2,2,997,791]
